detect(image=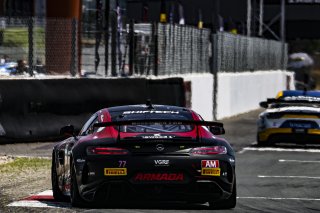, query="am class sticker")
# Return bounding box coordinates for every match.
[201,160,220,176]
